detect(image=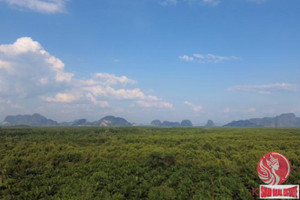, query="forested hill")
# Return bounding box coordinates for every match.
[2,113,58,126]
[150,120,193,127]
